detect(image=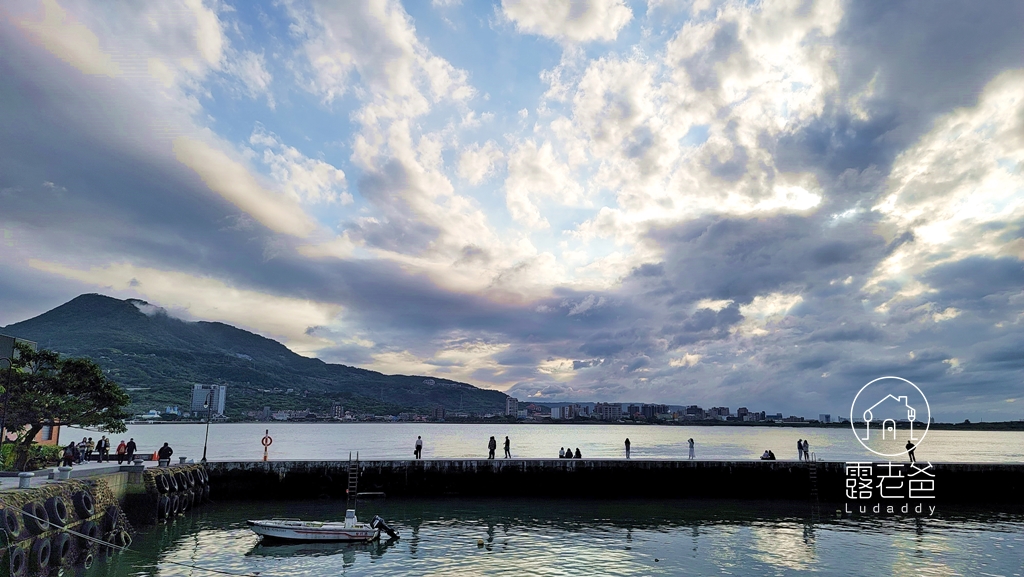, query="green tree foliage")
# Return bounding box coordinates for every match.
[3,343,131,470]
